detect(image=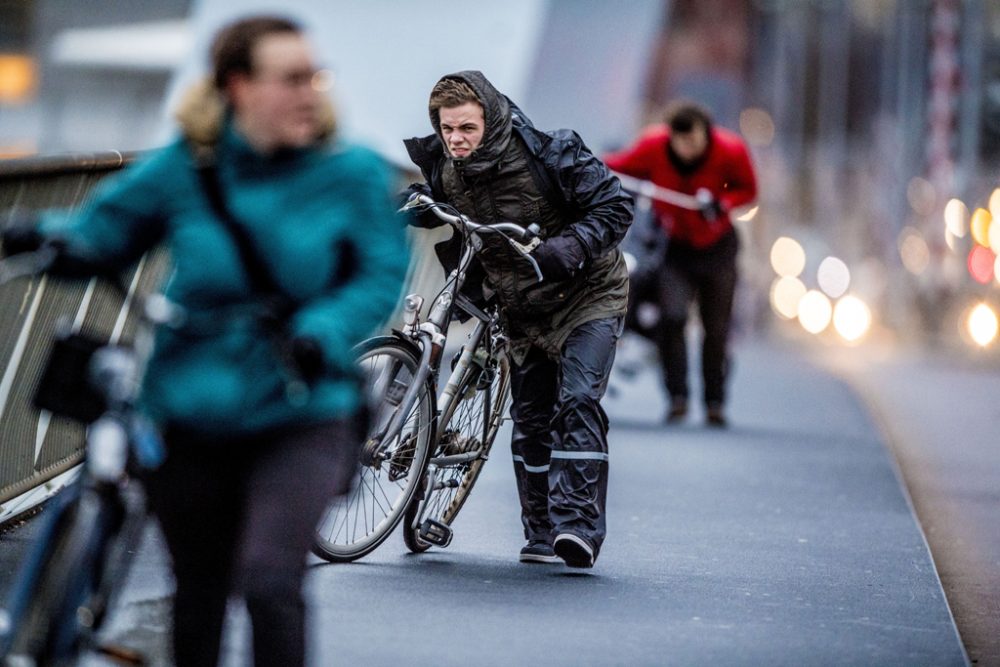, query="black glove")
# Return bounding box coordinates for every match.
[398,183,443,229]
[695,188,723,222]
[289,336,326,386]
[532,233,588,282]
[1,213,45,257]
